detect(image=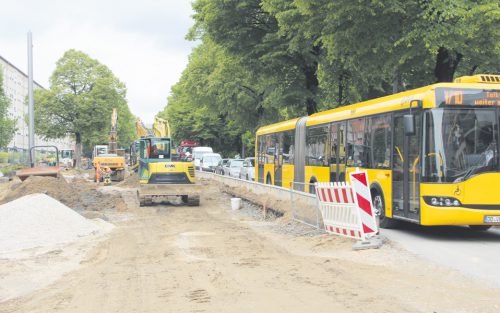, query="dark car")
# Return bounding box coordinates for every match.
[214,158,229,175]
